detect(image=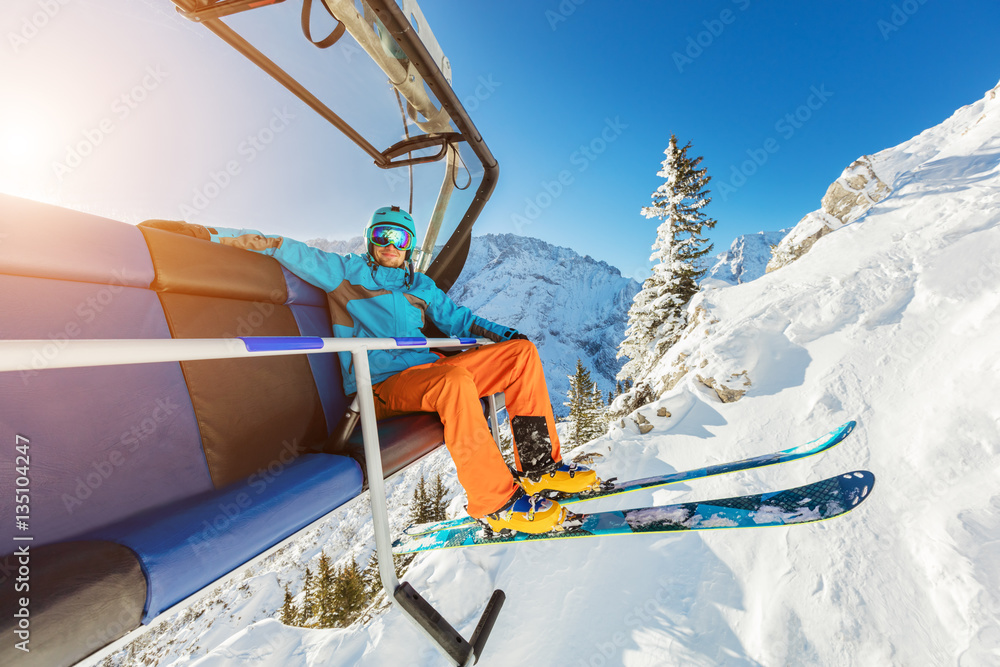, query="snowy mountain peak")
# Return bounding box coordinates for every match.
[704,228,790,285]
[305,235,366,255]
